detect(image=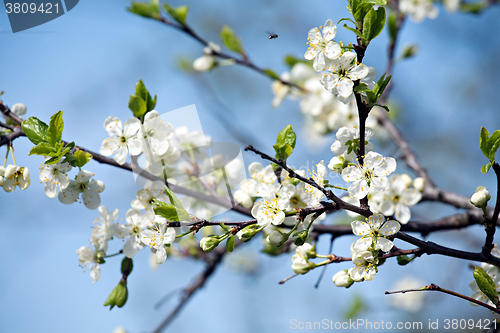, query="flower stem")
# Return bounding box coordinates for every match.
[176,229,193,239]
[3,147,8,167]
[324,184,348,191]
[9,145,16,165]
